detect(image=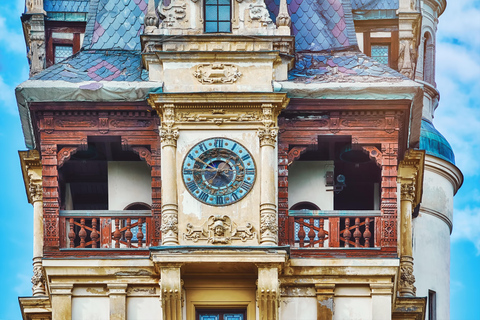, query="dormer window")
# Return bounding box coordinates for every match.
[204,0,231,33]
